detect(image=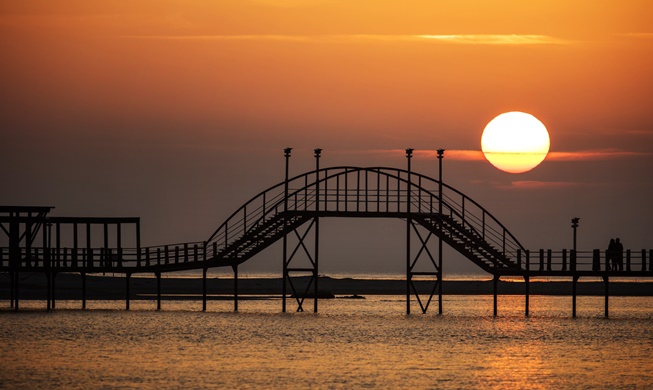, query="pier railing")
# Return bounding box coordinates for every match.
[2,245,652,275]
[519,249,653,274]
